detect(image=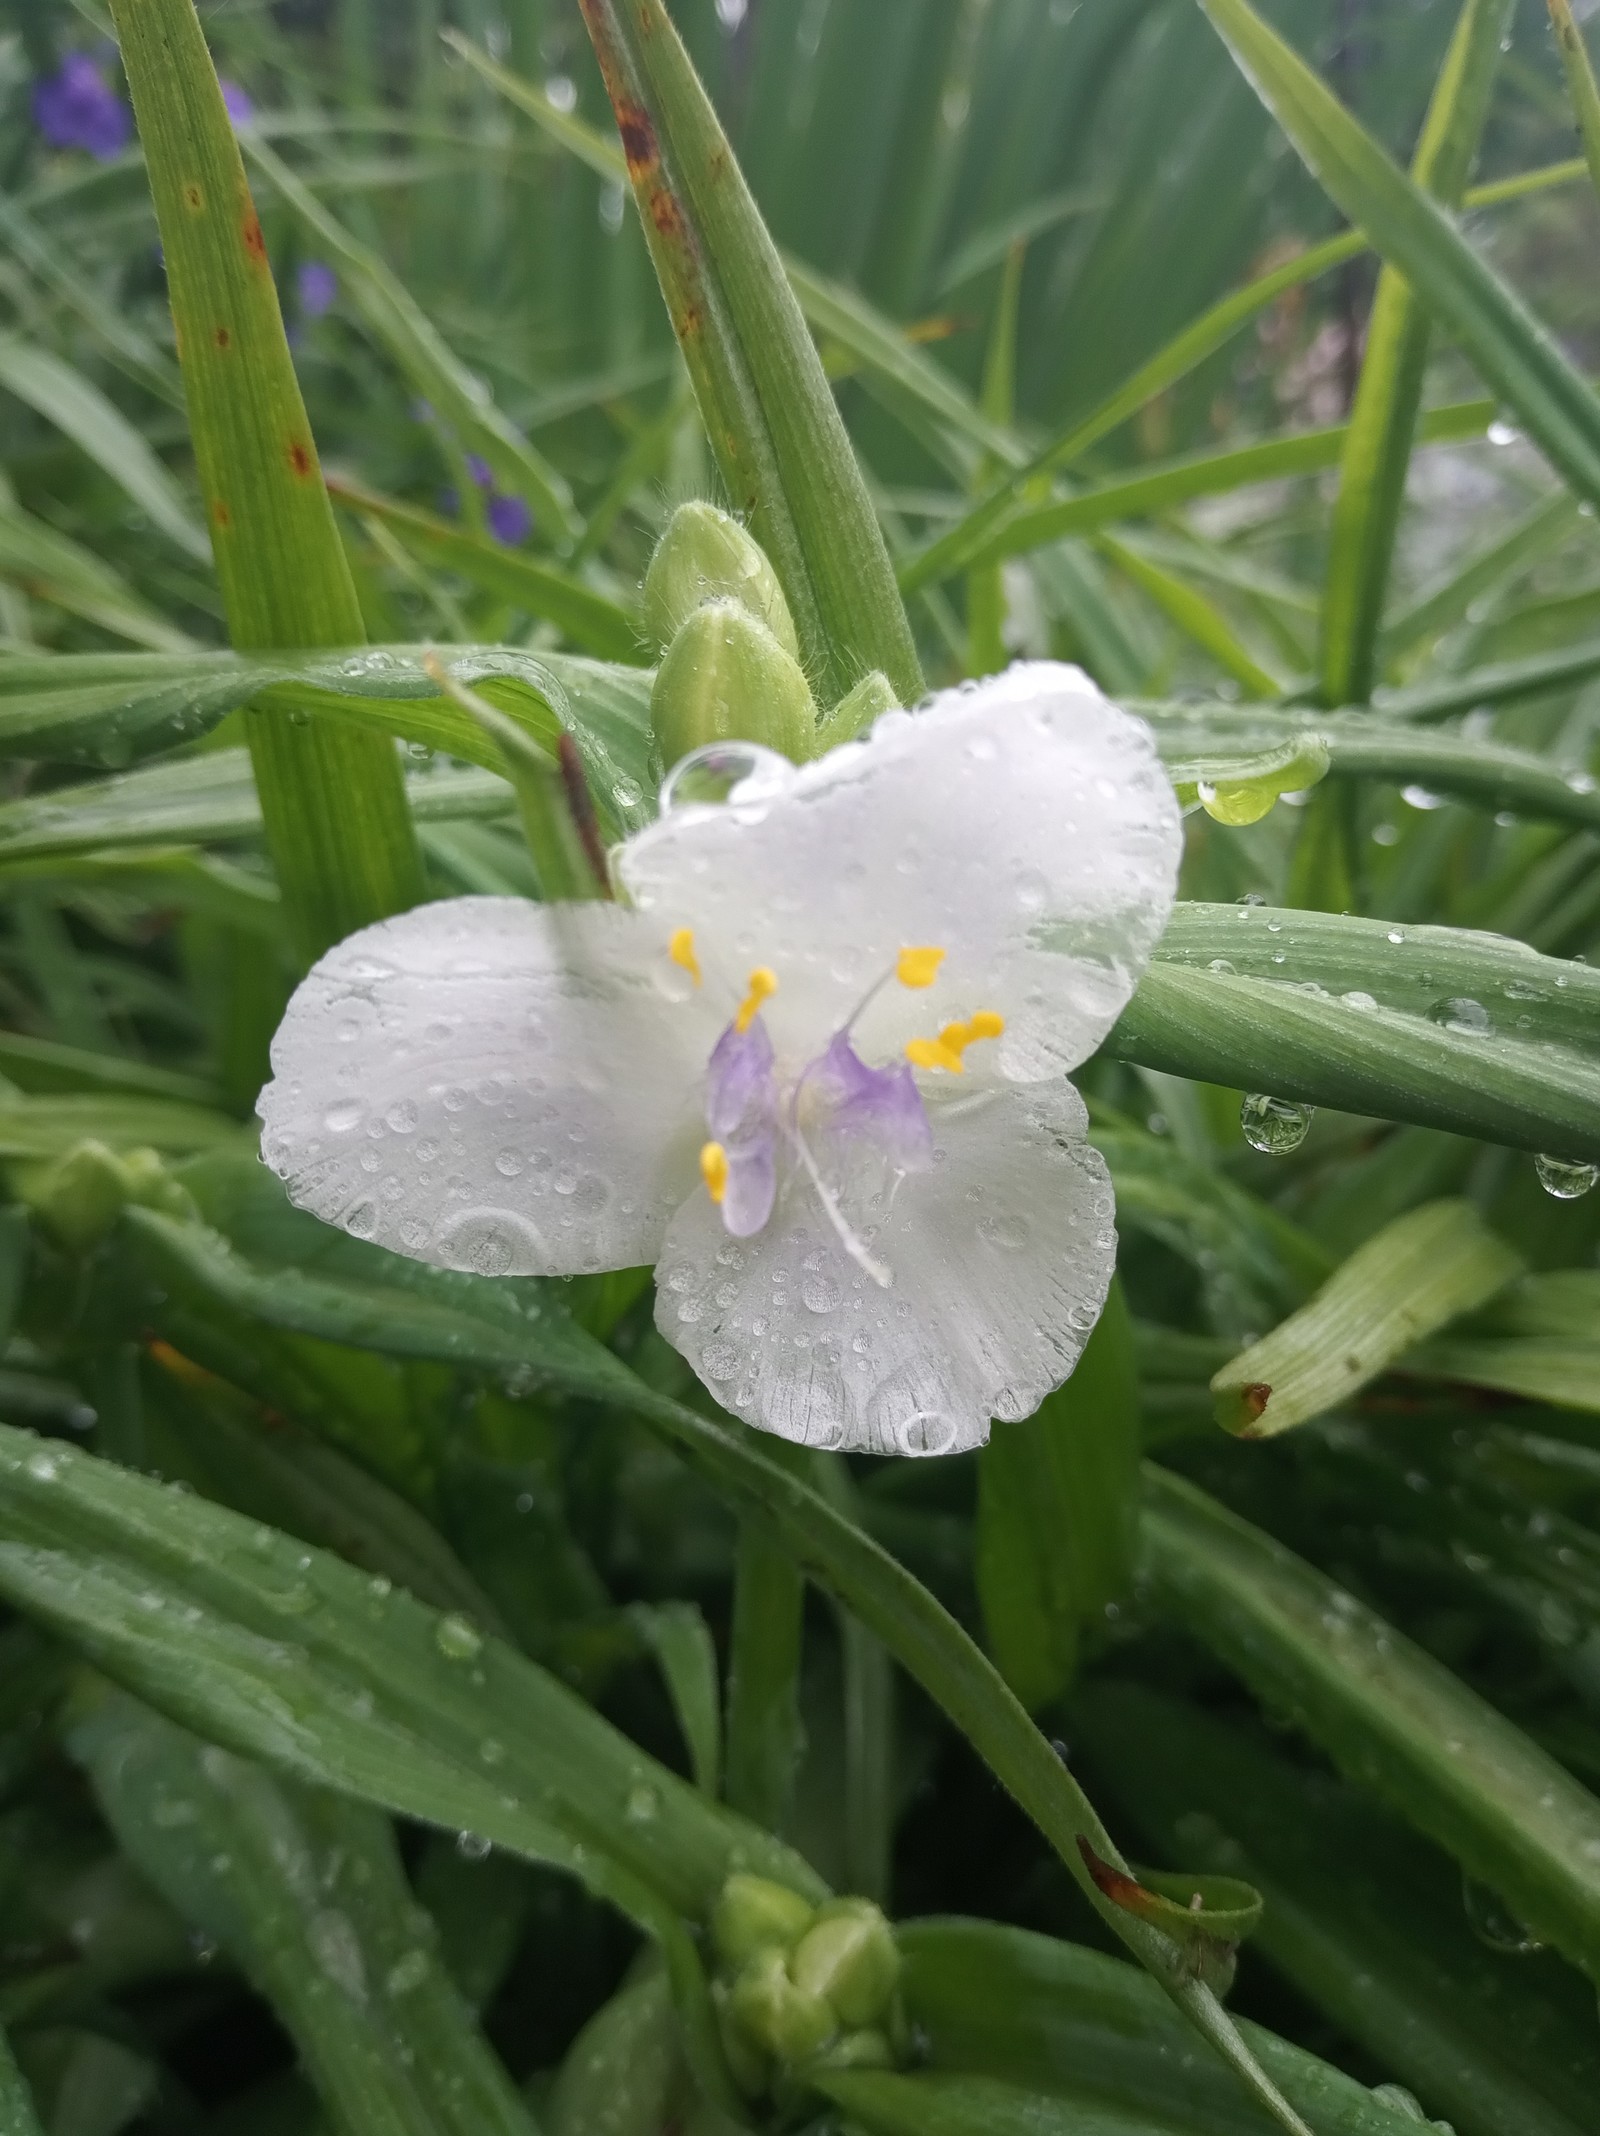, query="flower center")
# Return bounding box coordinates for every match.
[668,929,1005,1278]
